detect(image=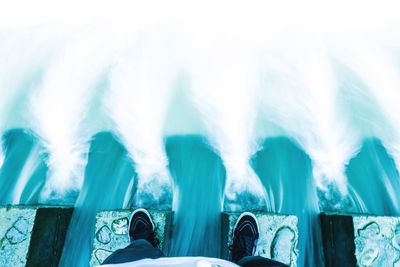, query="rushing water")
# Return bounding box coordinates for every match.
[252,138,324,266]
[0,129,47,205]
[1,3,400,266]
[59,132,136,266]
[2,131,400,266]
[166,135,226,257]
